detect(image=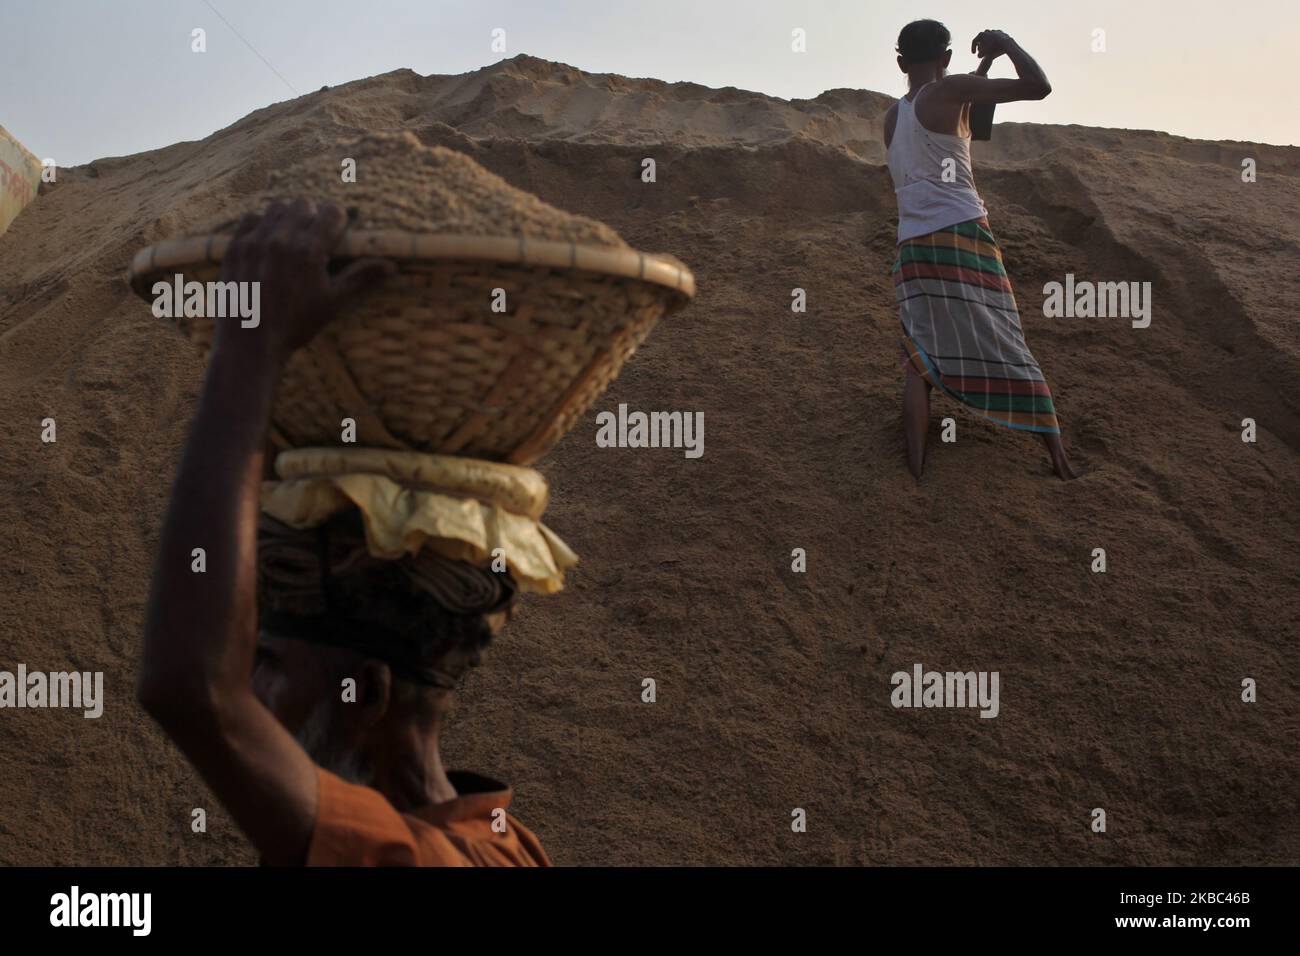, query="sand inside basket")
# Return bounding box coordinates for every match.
[211,130,628,247]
